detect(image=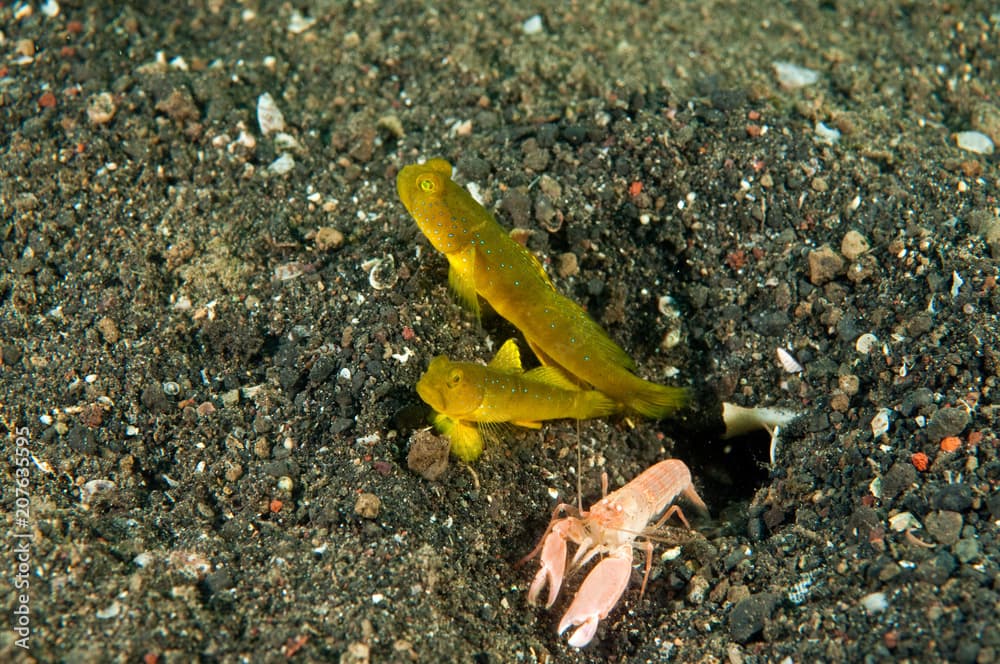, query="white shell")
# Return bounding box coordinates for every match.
[80,479,117,507]
[257,92,286,135]
[267,153,295,175]
[954,130,994,155]
[860,592,888,614]
[366,254,399,290]
[855,333,878,355]
[773,61,819,88]
[951,271,964,298]
[888,511,921,532]
[776,347,803,373]
[522,15,544,35]
[870,408,891,438]
[287,10,316,35]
